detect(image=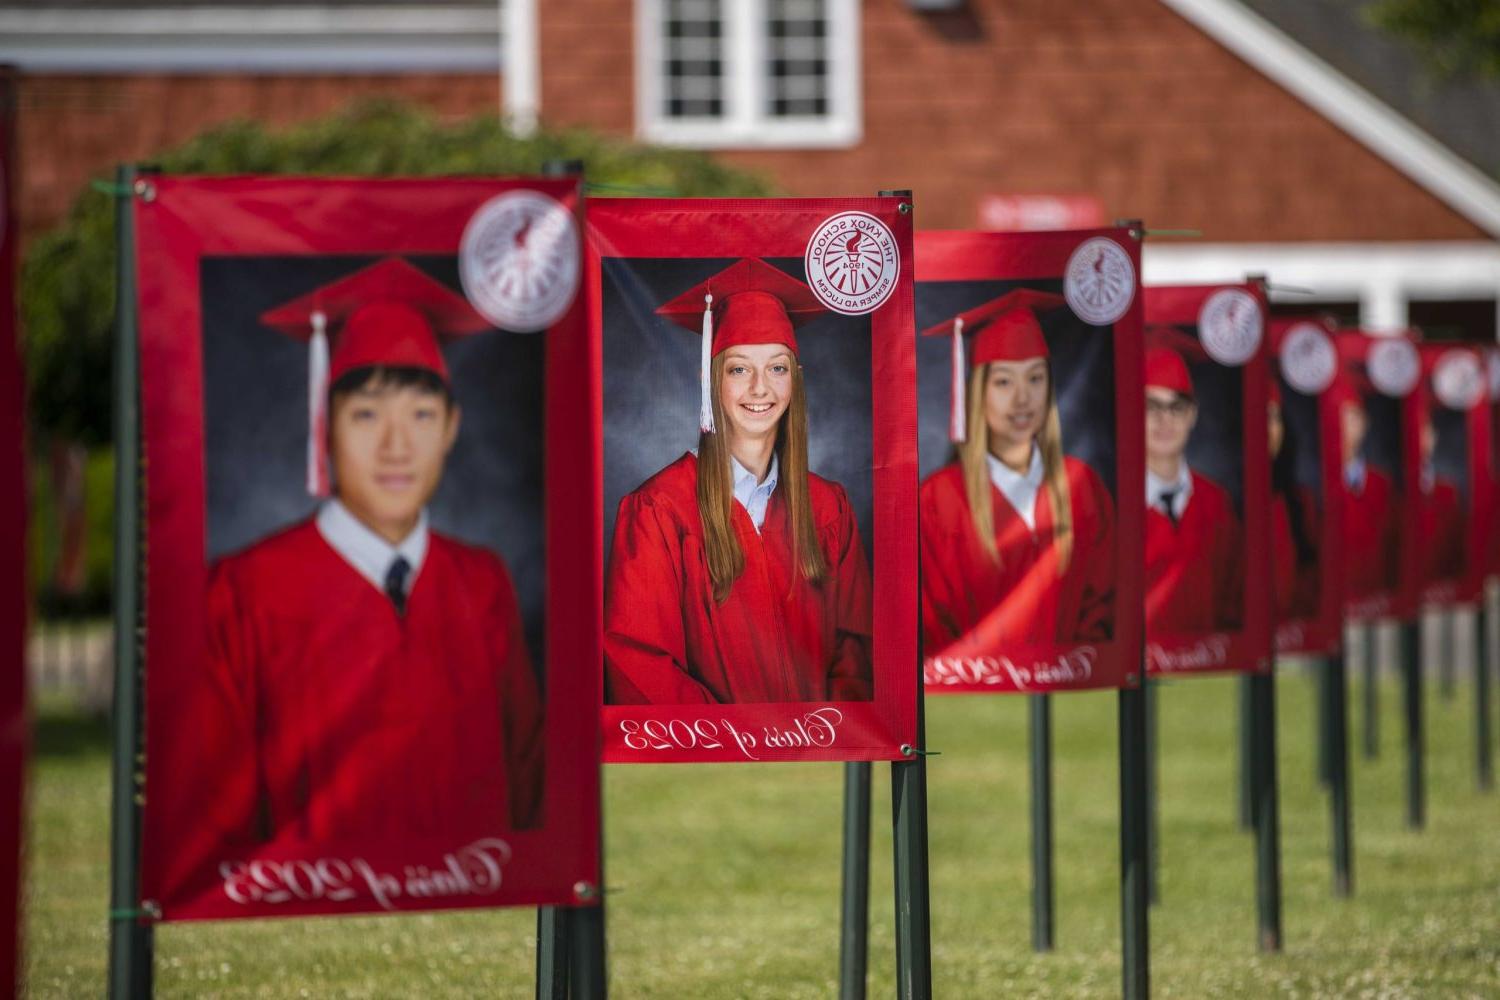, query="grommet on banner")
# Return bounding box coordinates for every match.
[109,900,161,921]
[132,178,156,203]
[572,880,599,902]
[897,202,911,215]
[899,744,941,758]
